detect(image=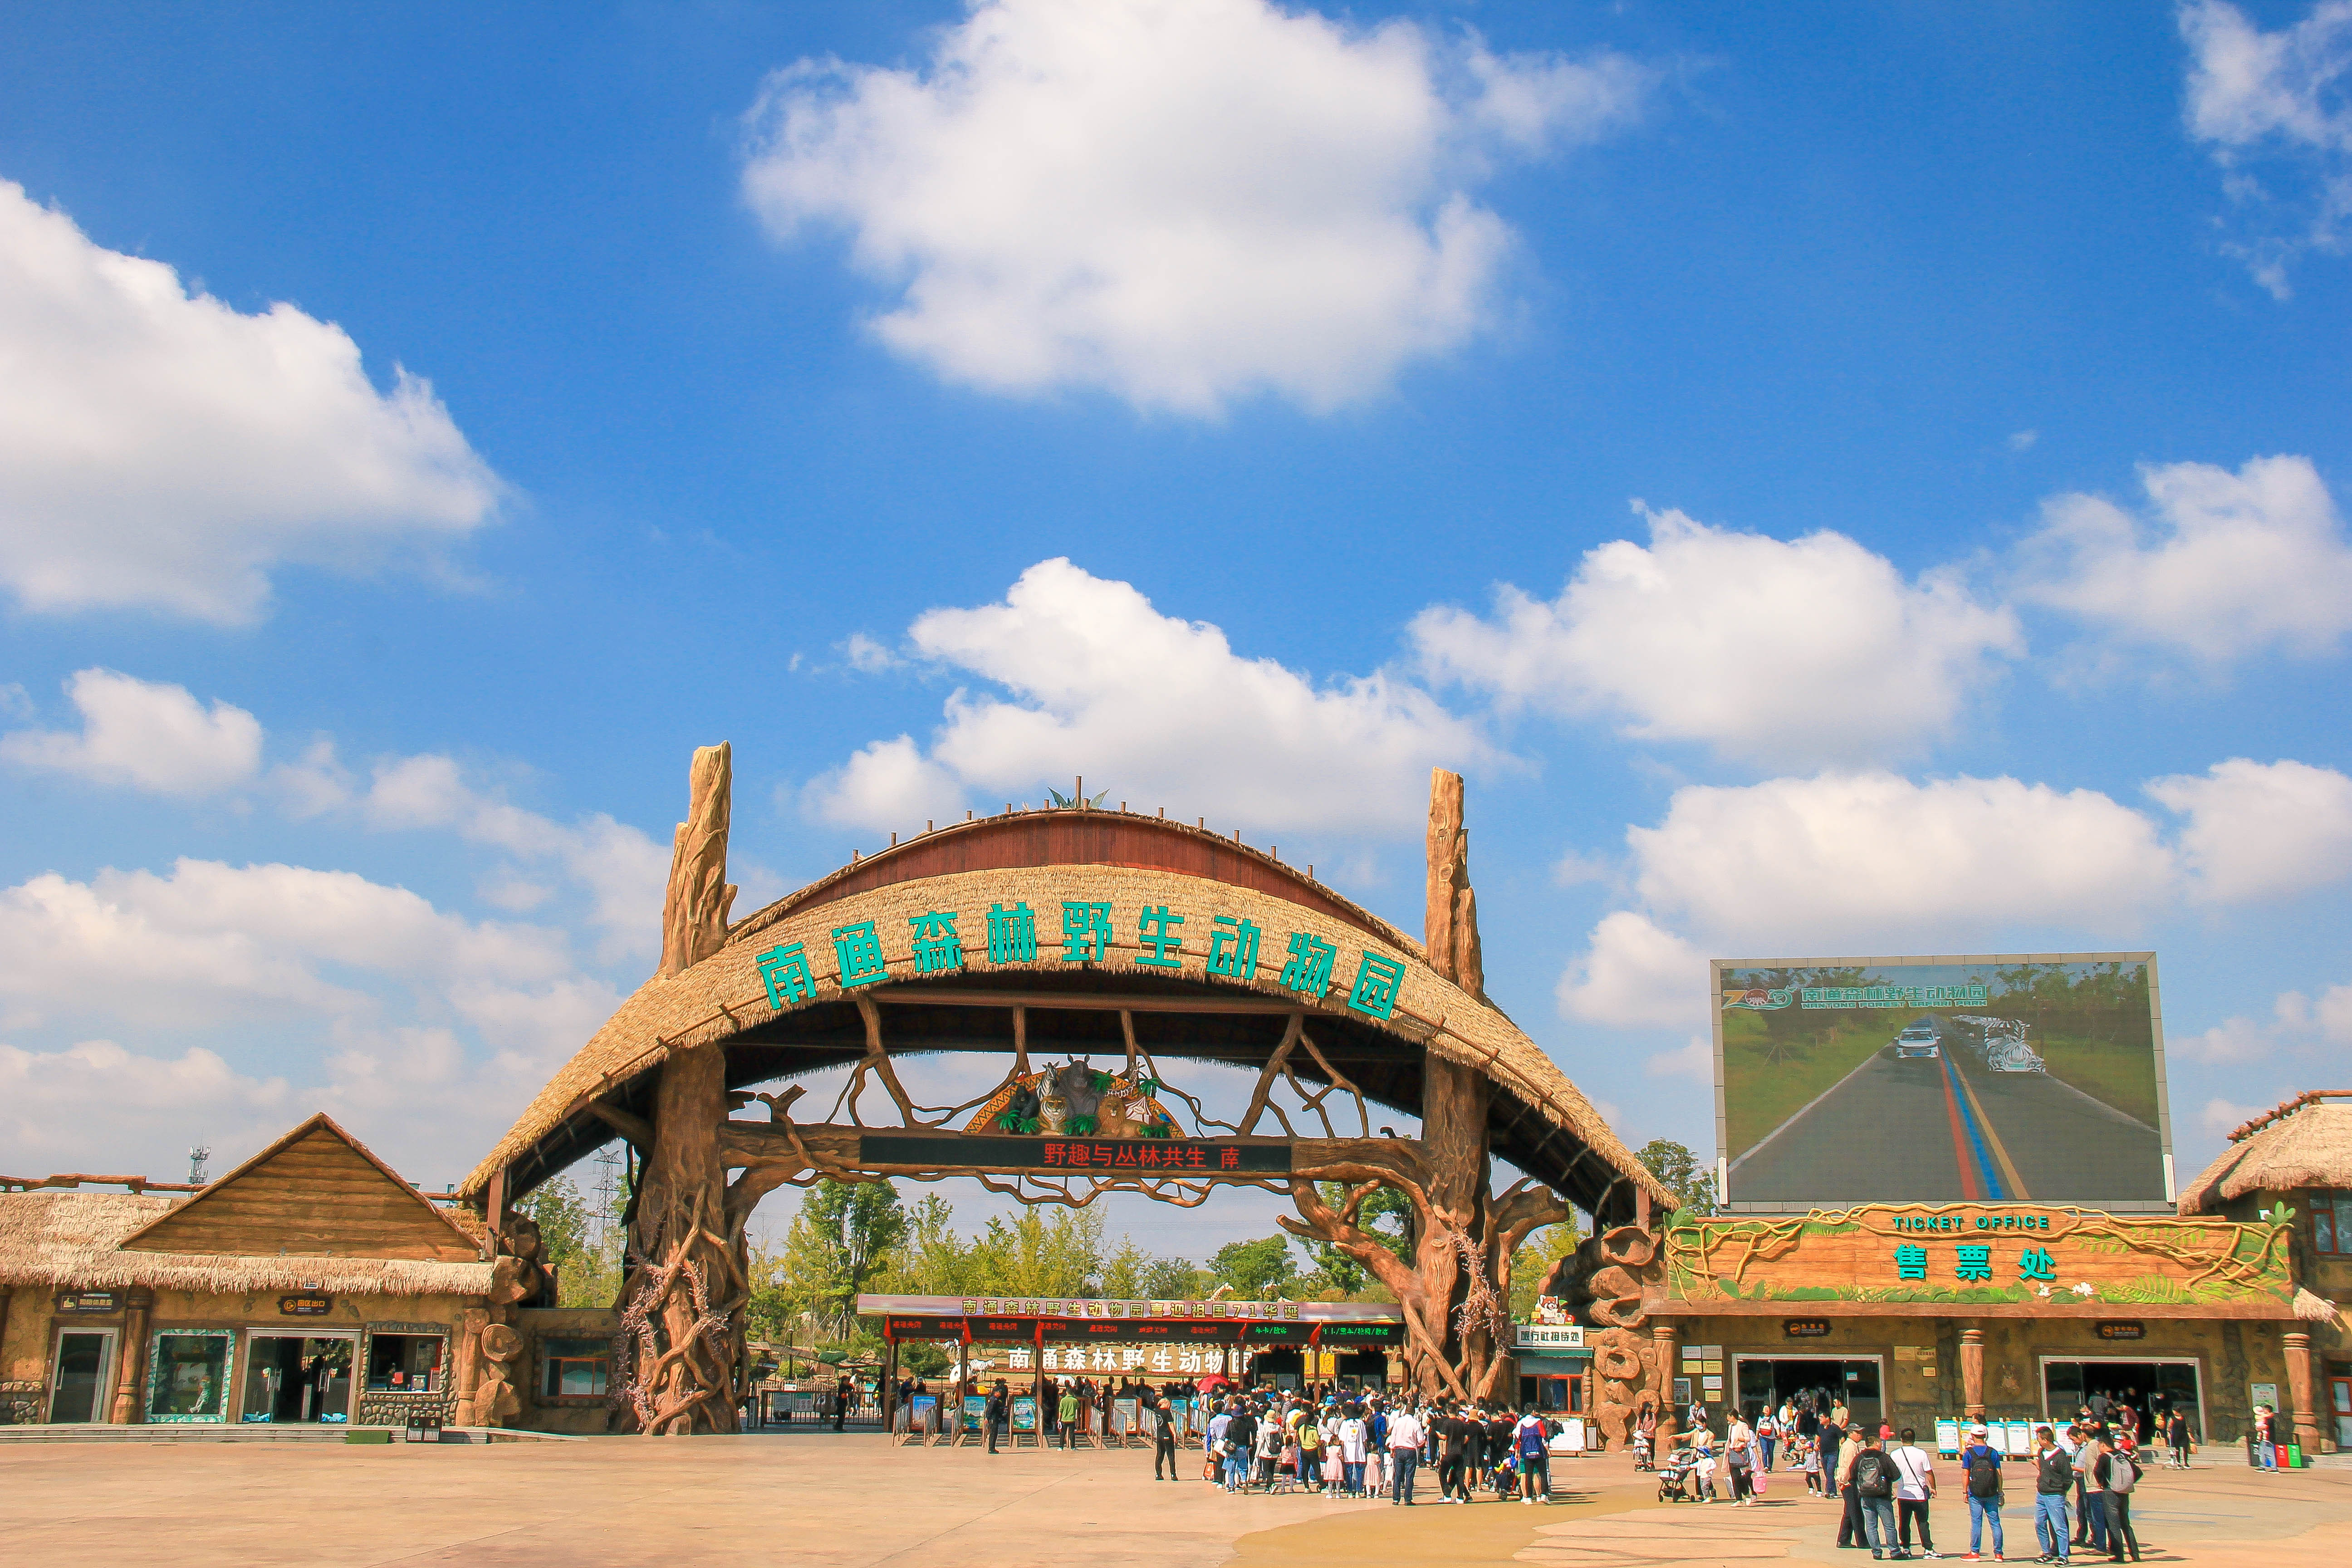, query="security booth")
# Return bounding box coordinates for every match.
[1514,1323,1590,1415]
